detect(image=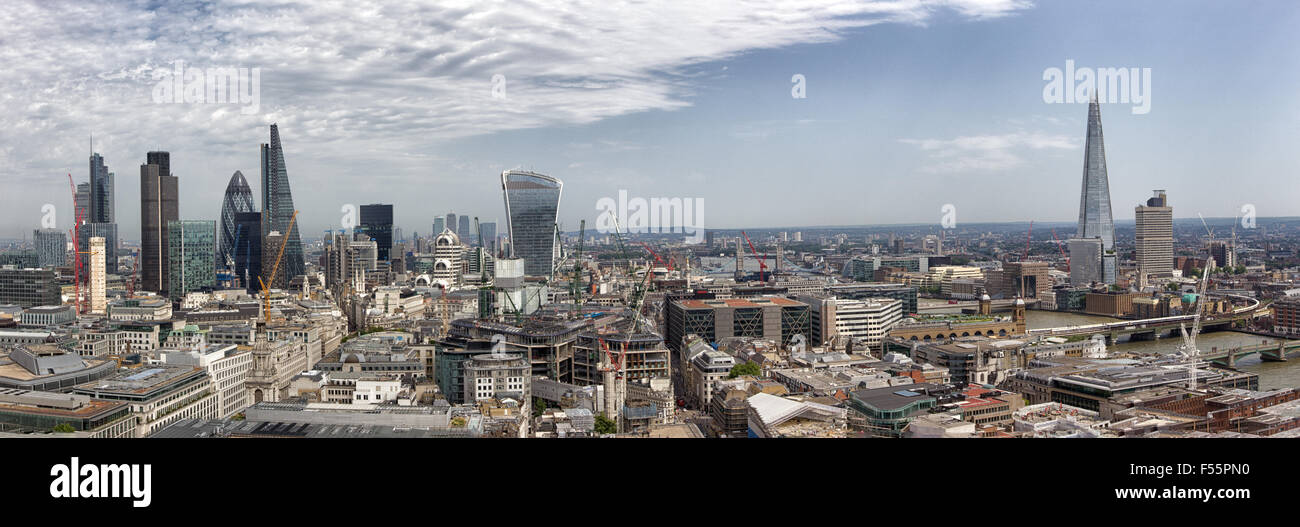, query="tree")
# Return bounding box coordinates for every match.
[1166,282,1180,292]
[728,361,761,379]
[52,423,75,433]
[594,414,617,435]
[532,397,547,418]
